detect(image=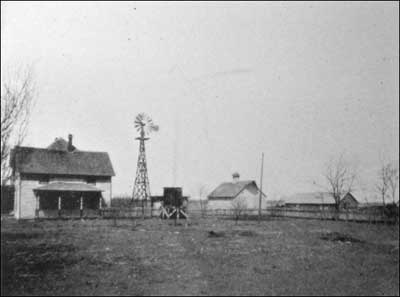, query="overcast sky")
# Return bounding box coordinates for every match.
[1,1,399,201]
